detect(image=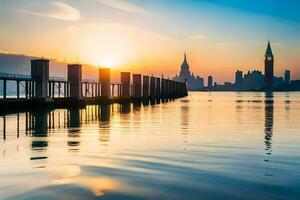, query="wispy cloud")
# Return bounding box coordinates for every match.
[96,0,150,16]
[188,34,207,40]
[18,1,81,21]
